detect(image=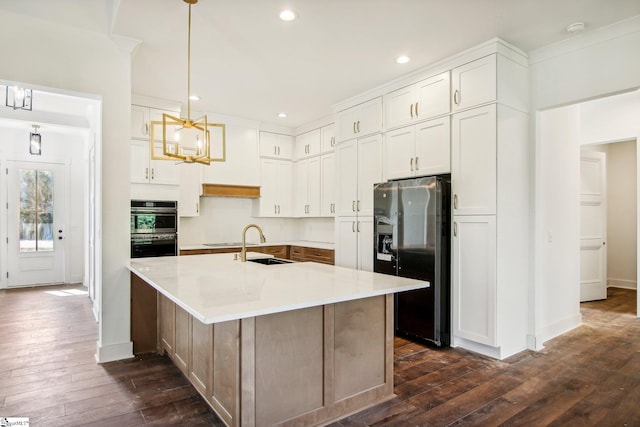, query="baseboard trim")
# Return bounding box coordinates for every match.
[608,279,637,290]
[537,313,582,347]
[96,341,133,363]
